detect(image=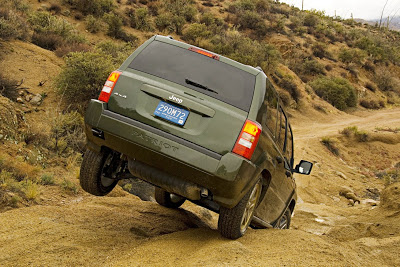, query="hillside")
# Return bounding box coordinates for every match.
[1,0,400,266]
